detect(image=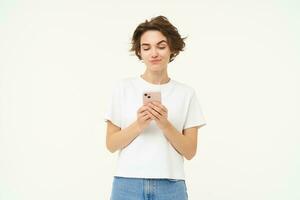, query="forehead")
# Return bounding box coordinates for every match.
[140,30,167,44]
